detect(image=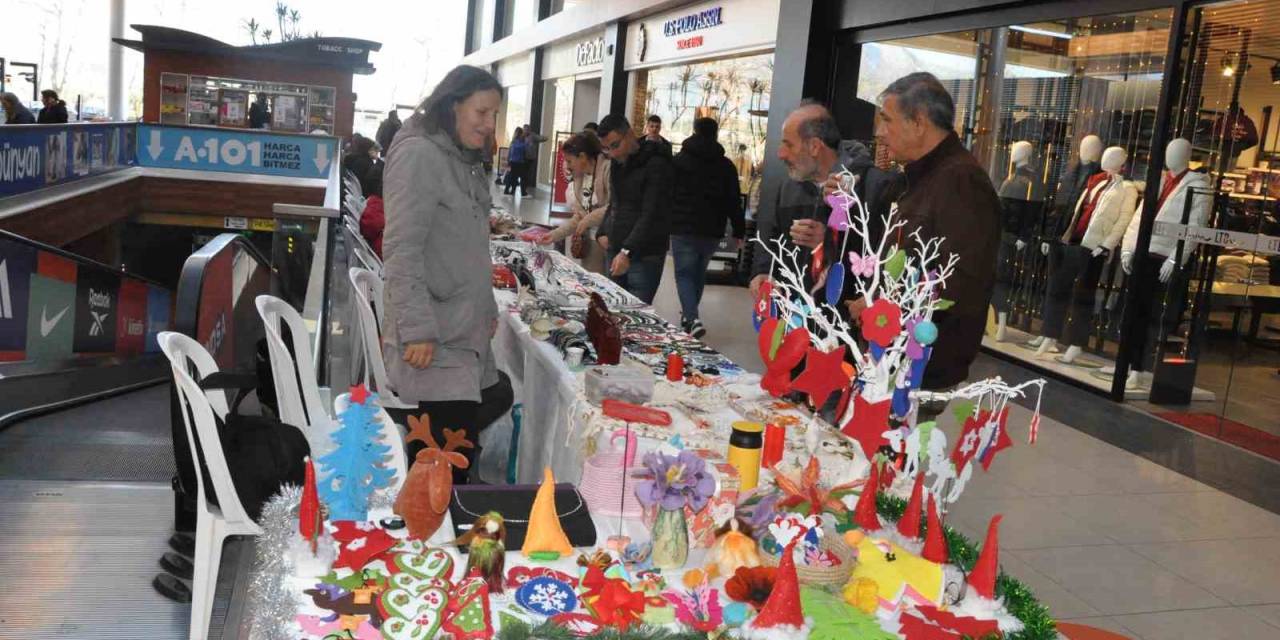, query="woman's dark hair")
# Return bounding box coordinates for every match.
[365,163,384,197]
[415,65,502,138]
[583,122,599,132]
[346,135,374,157]
[562,131,602,159]
[512,127,524,140]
